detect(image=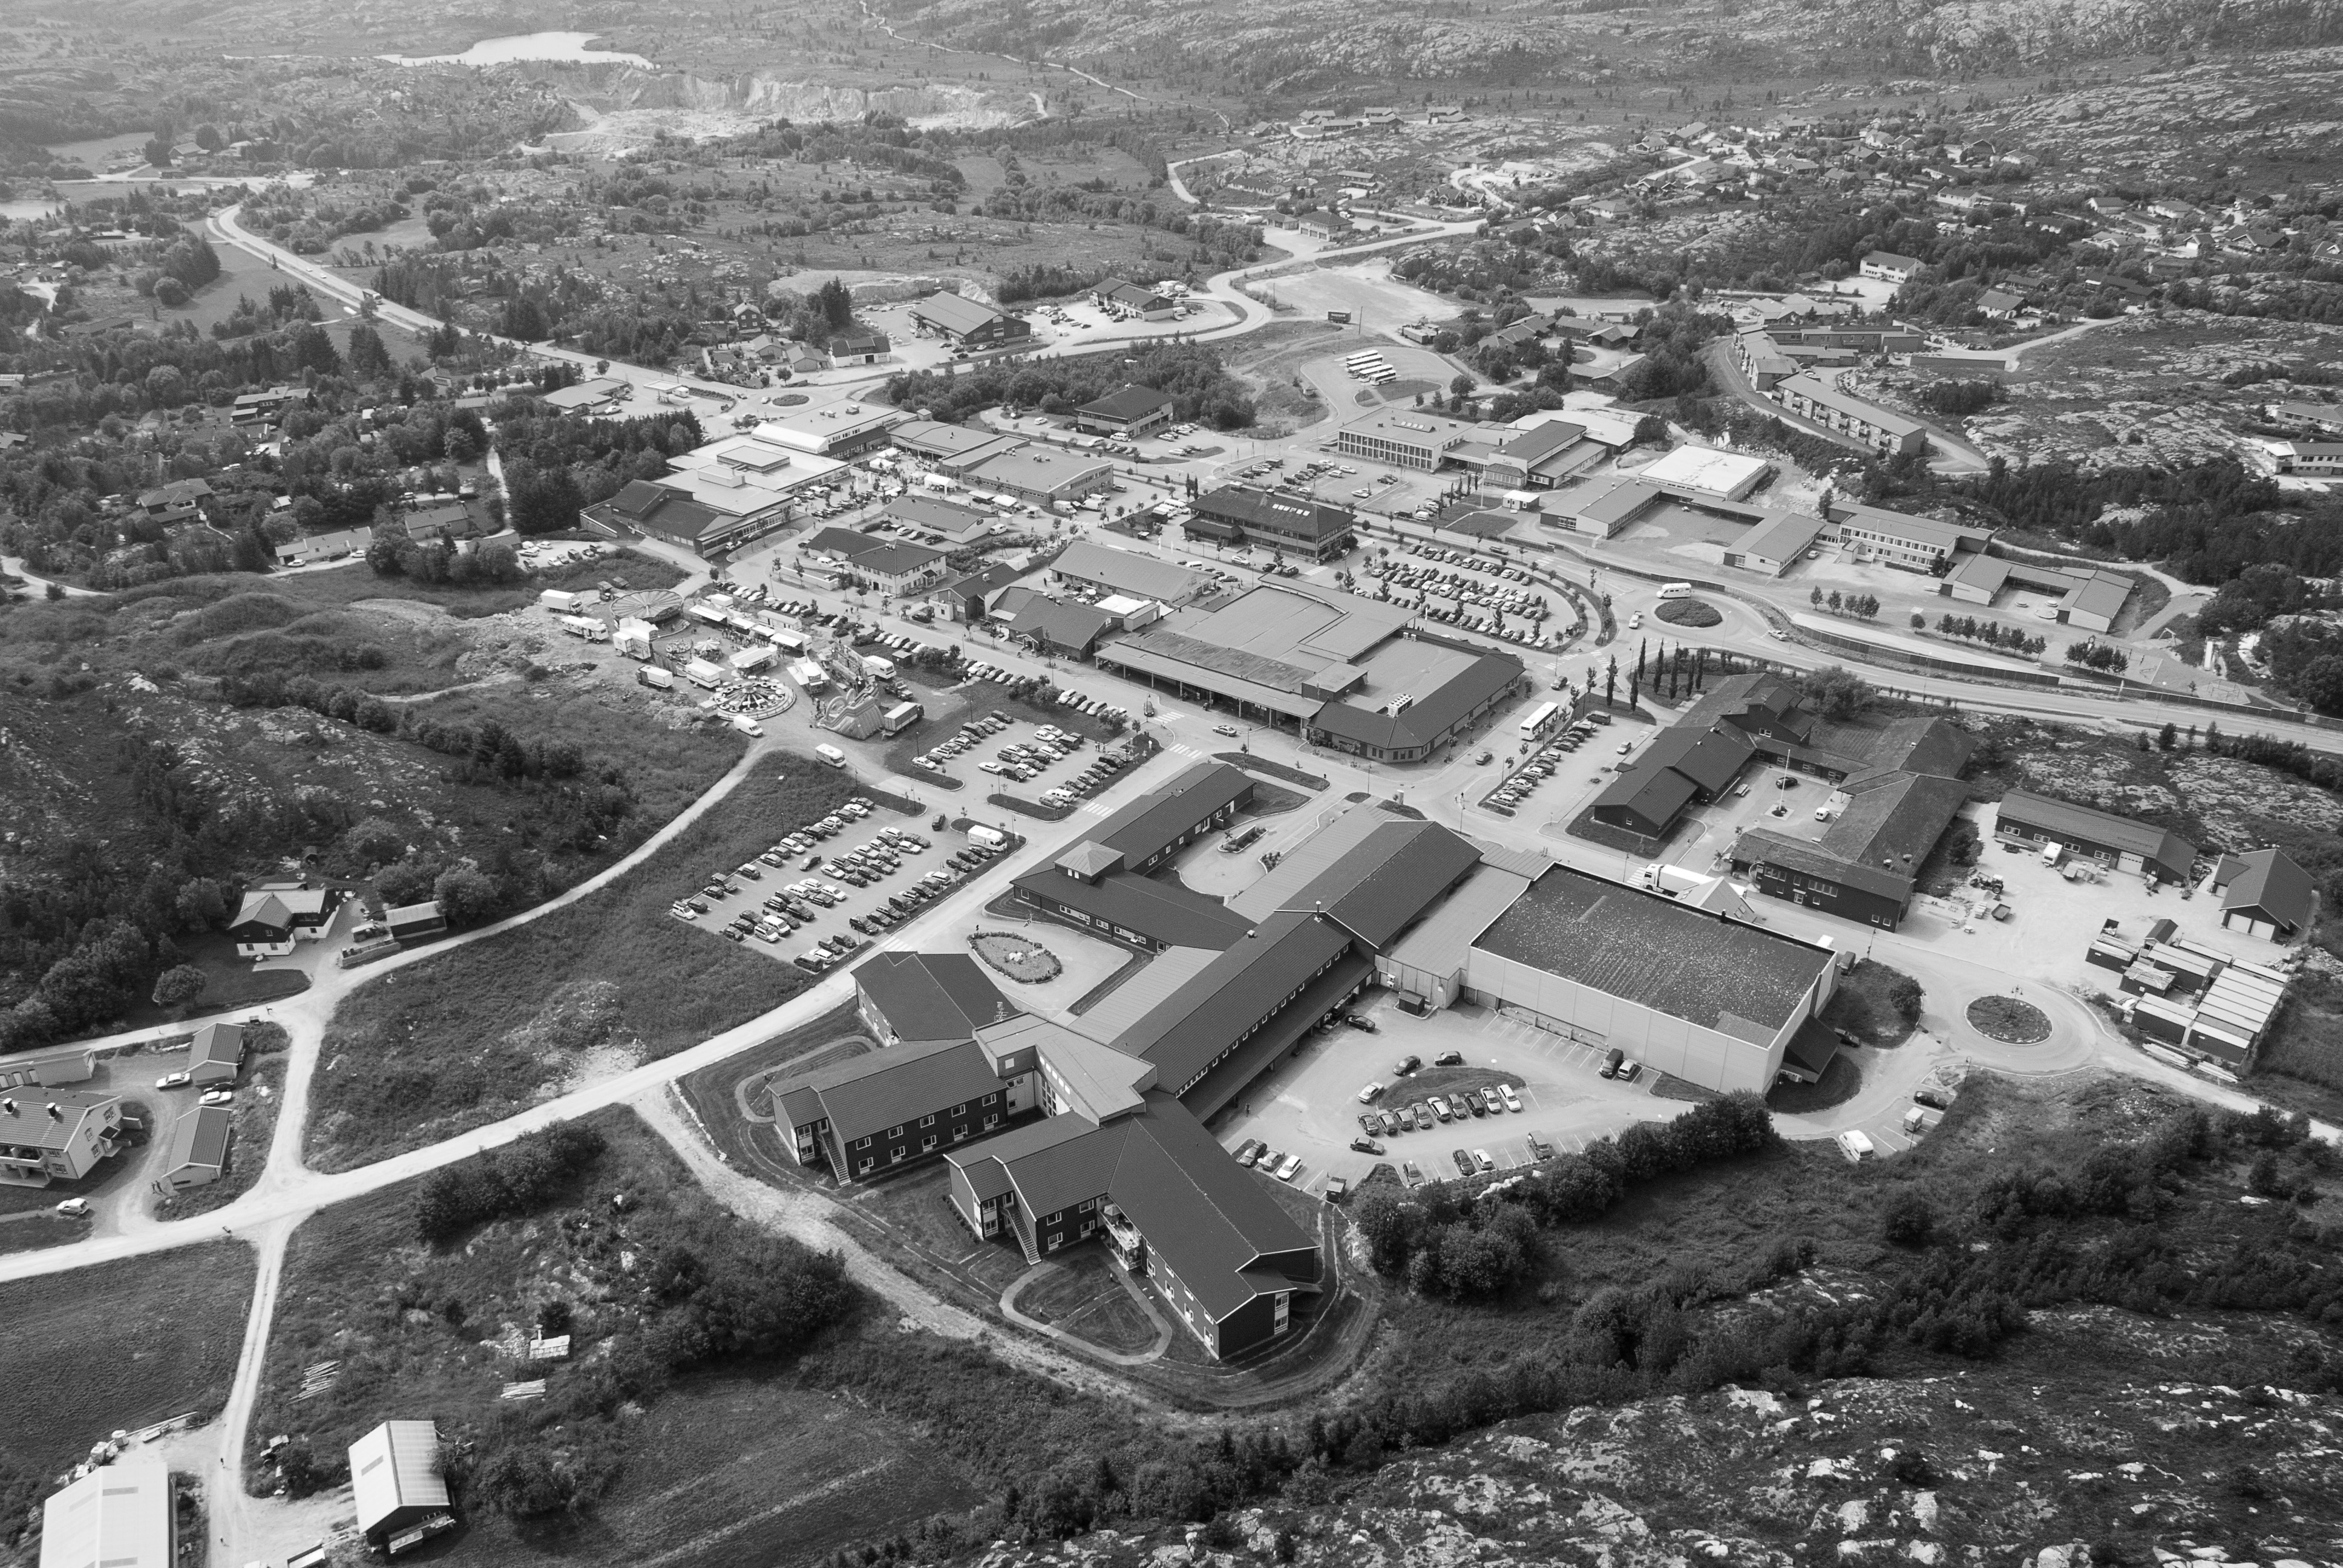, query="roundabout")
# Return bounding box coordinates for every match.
[1656,596,1724,629]
[1964,993,2054,1045]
